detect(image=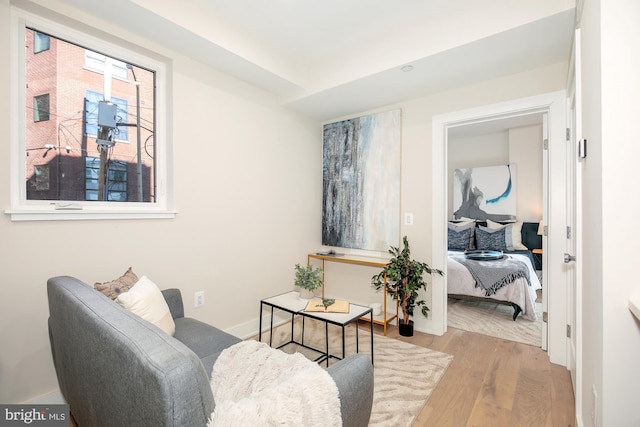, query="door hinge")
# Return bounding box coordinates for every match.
[543,312,548,323]
[567,226,572,239]
[566,128,571,141]
[567,324,572,338]
[543,139,549,150]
